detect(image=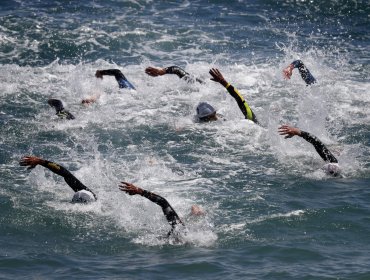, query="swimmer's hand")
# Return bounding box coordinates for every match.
[145,67,166,77]
[278,125,301,139]
[118,182,144,196]
[95,70,103,79]
[19,156,43,170]
[209,68,228,87]
[81,94,100,106]
[283,64,294,80]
